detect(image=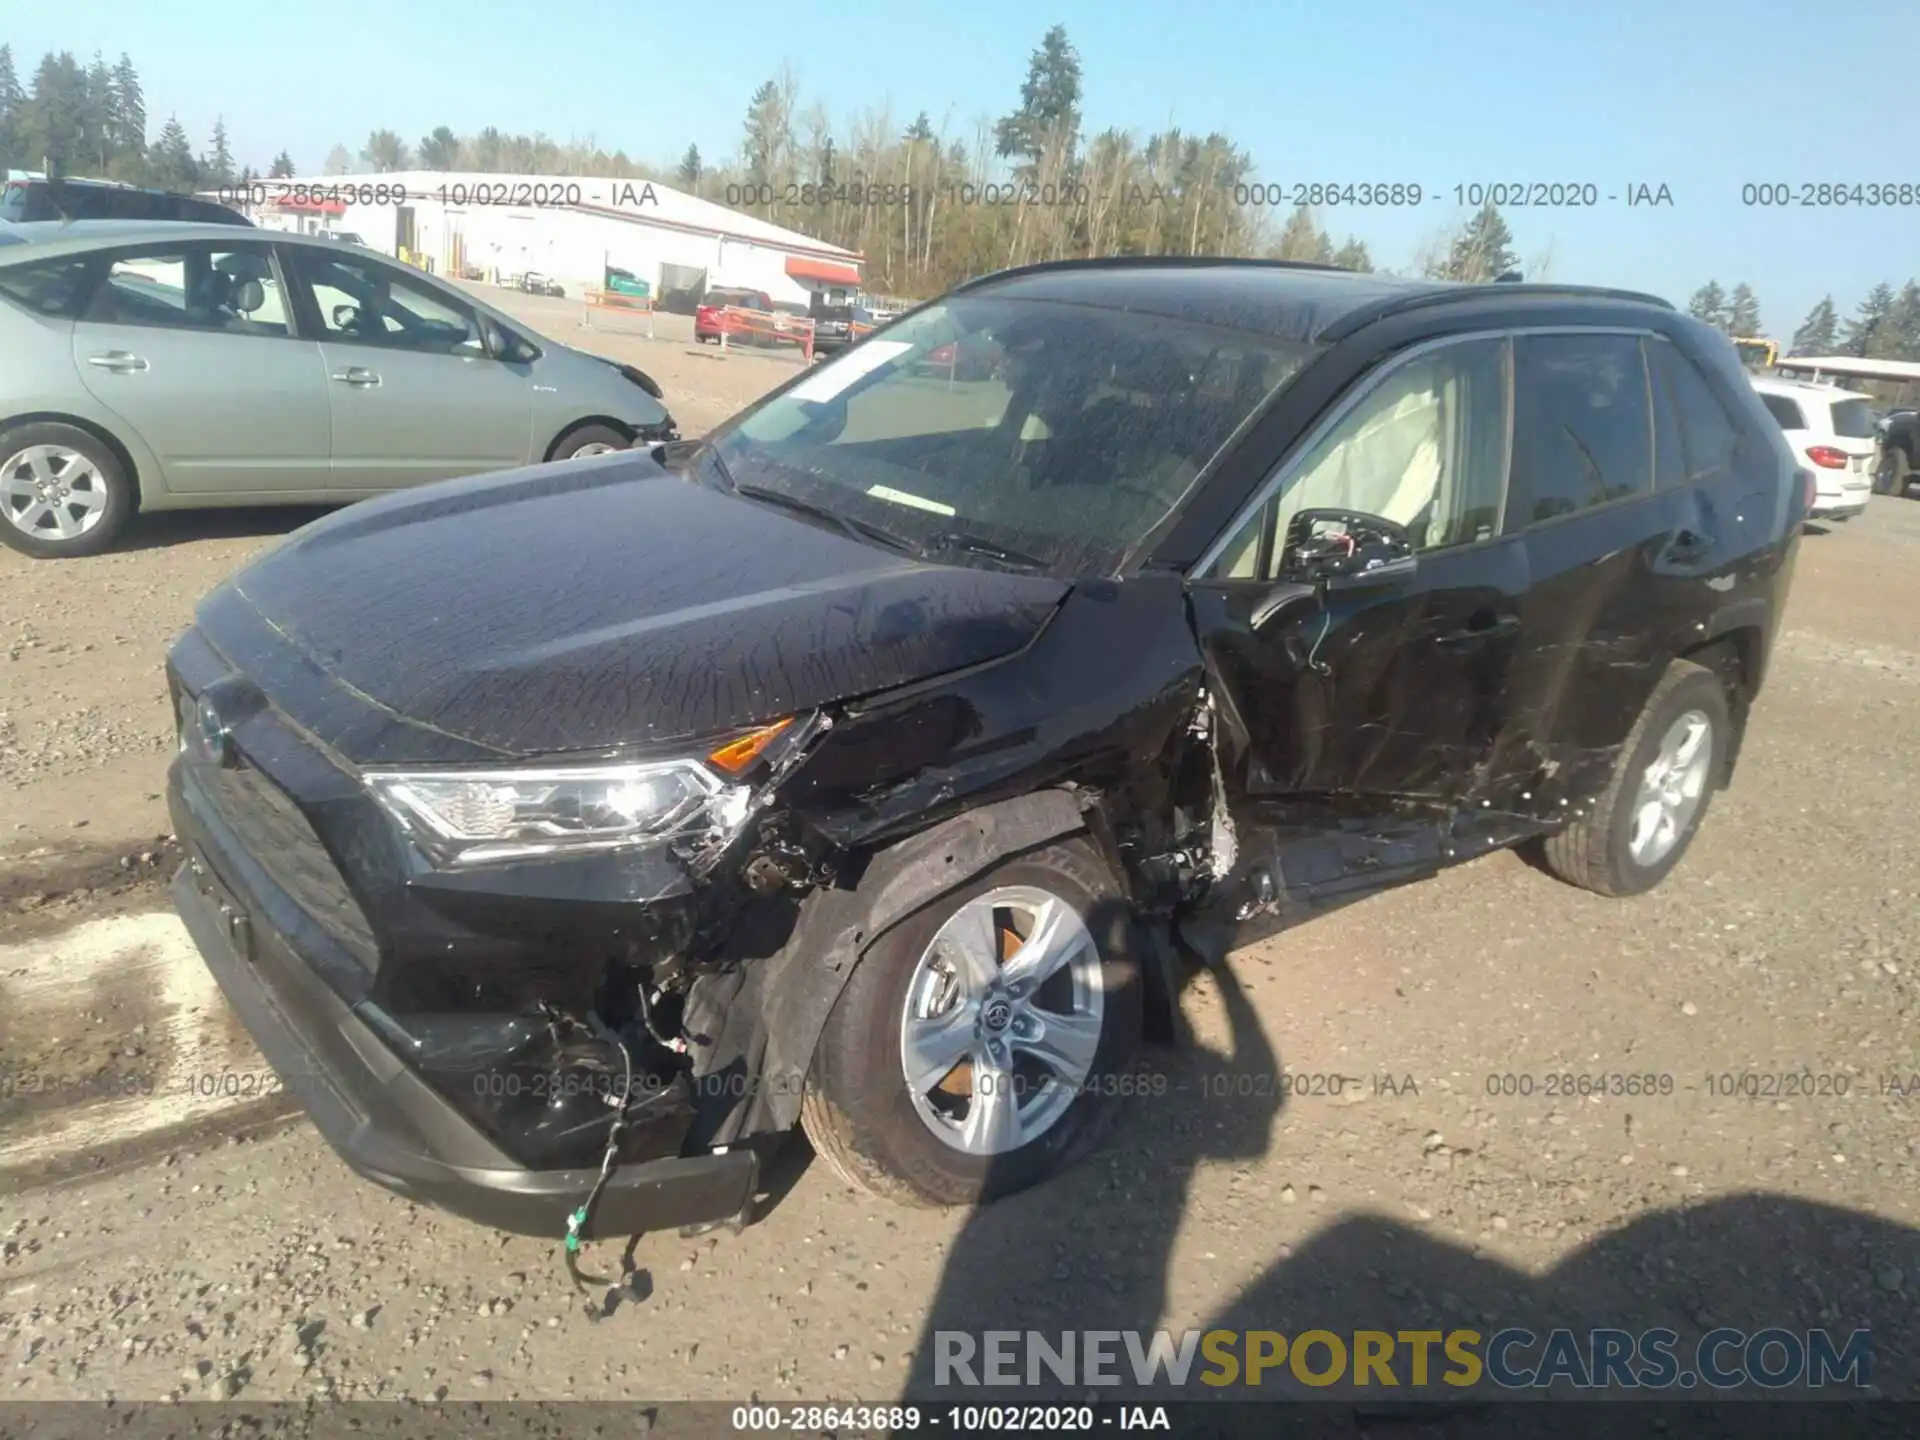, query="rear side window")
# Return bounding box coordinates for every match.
[1650,340,1741,485]
[1828,398,1877,439]
[1759,393,1805,430]
[0,257,94,316]
[1507,333,1654,527]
